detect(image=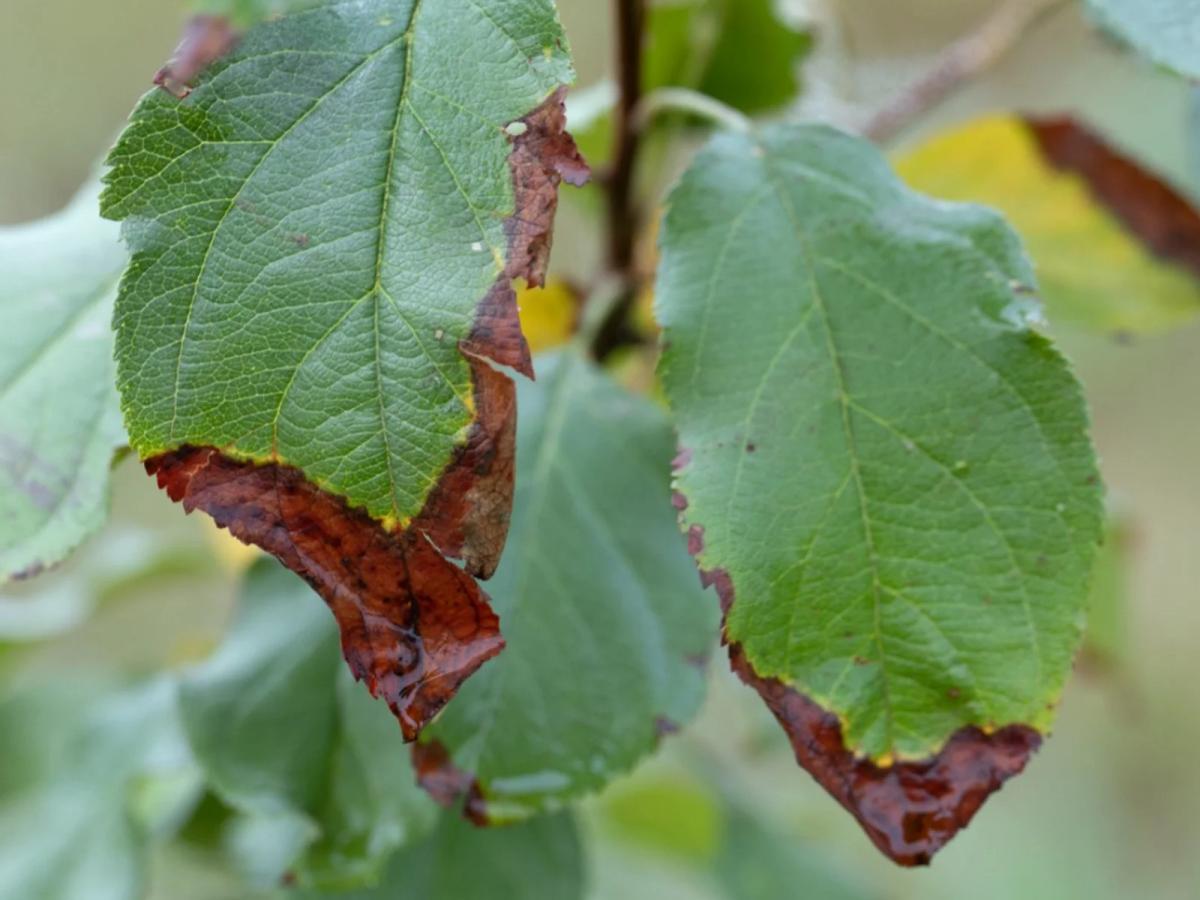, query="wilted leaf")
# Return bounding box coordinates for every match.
[657,124,1103,864]
[1086,0,1200,79]
[415,351,717,822]
[0,182,127,584]
[179,559,437,890]
[103,0,587,738]
[898,115,1200,335]
[0,679,200,900]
